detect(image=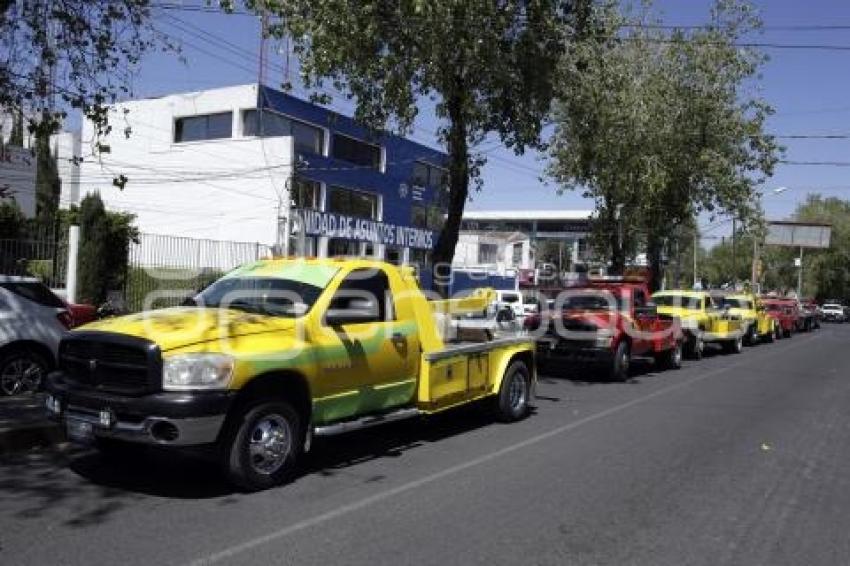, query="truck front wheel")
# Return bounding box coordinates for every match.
[222,401,302,492]
[495,361,531,422]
